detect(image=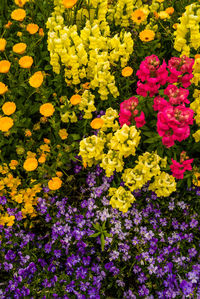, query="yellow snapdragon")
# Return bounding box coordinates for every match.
[149,172,176,197]
[109,124,141,158]
[174,3,200,56]
[79,135,105,167]
[109,186,136,213]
